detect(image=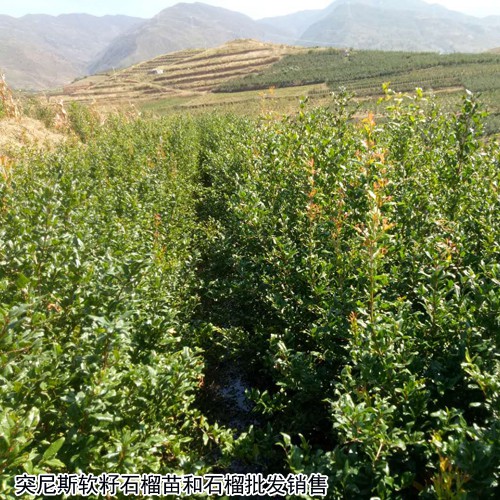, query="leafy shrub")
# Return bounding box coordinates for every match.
[1,91,499,499]
[0,115,233,496]
[66,101,102,142]
[197,91,500,497]
[21,96,57,128]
